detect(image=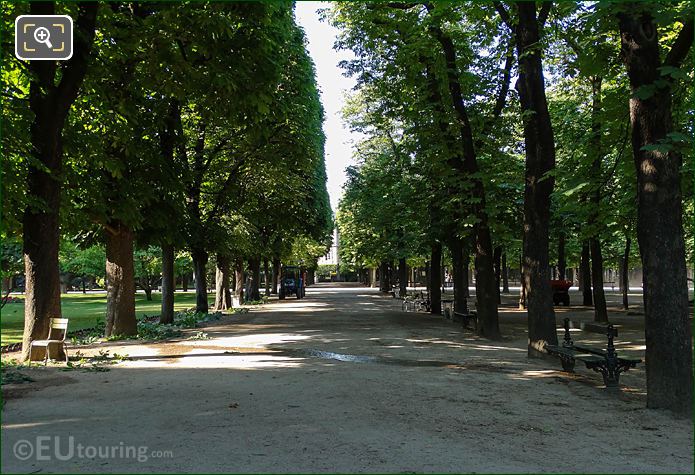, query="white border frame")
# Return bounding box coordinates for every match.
[15,15,73,61]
